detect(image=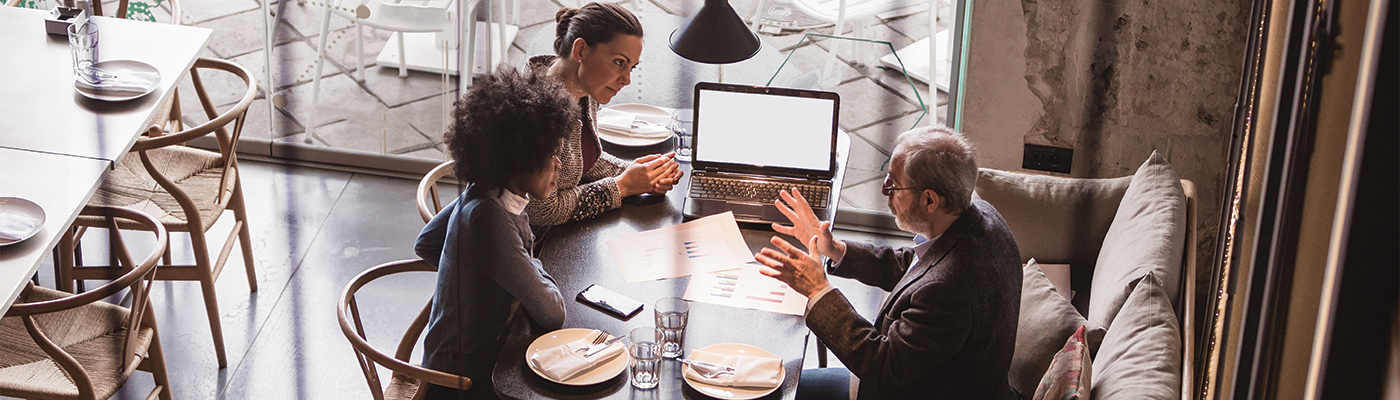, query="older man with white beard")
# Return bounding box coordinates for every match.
[755,126,1022,400]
